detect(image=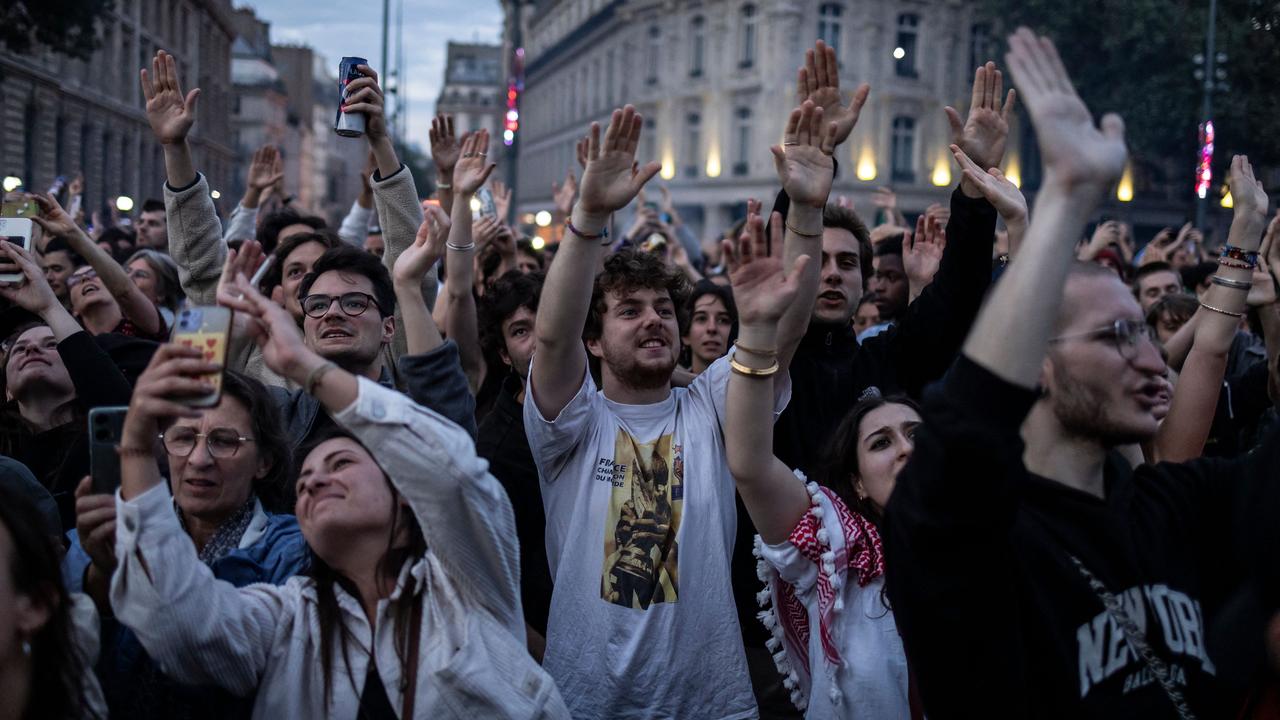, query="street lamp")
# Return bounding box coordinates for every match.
[534,210,552,227]
[2,176,21,193]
